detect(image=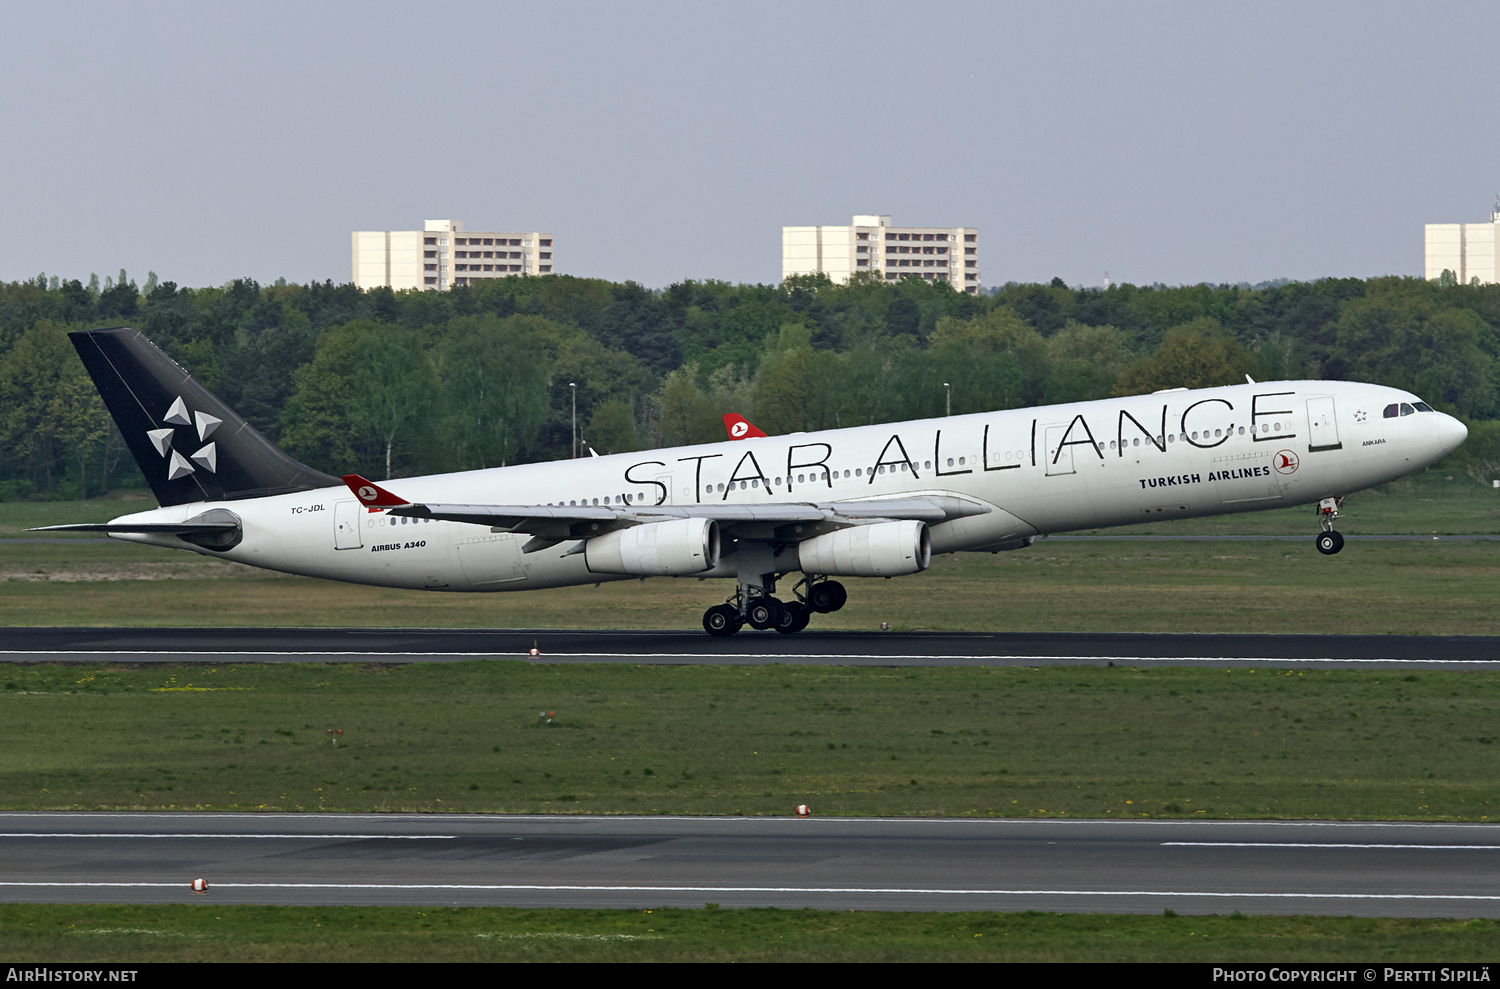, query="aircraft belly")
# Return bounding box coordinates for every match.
[928,505,1038,554]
